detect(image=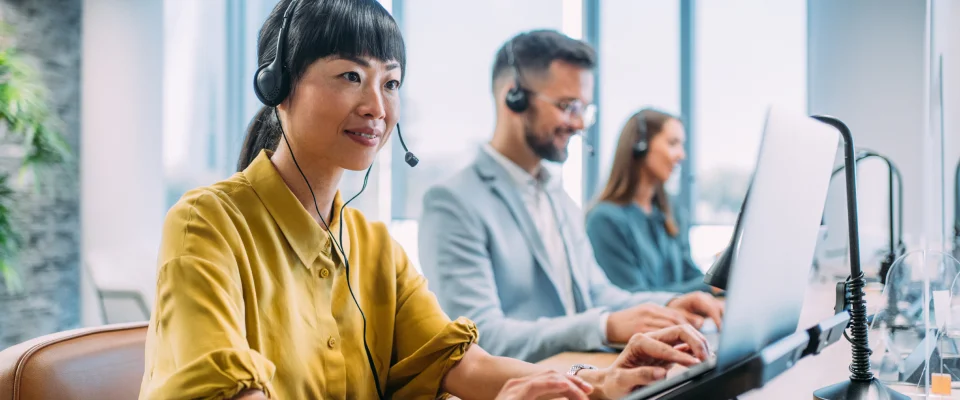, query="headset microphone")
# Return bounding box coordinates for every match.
[396,124,418,167]
[252,0,418,170]
[505,34,592,159]
[579,130,595,156]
